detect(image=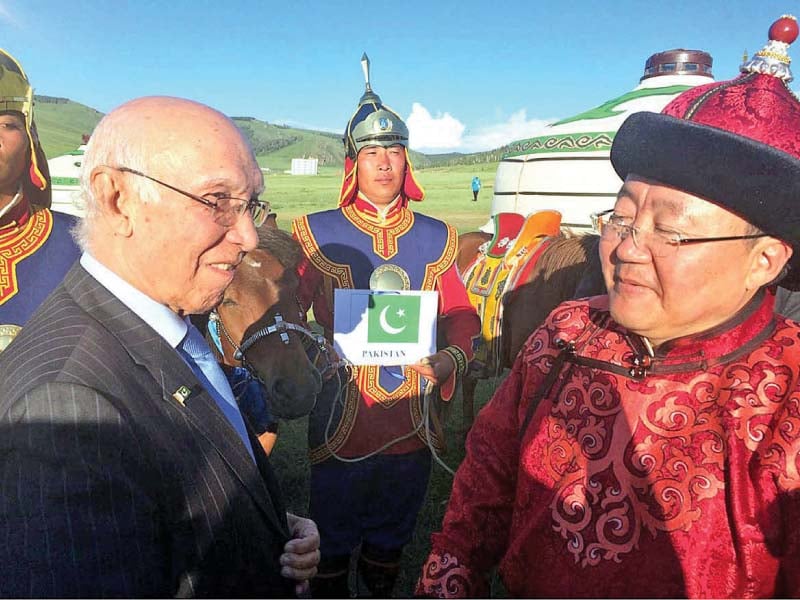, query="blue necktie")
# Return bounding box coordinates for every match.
[179,323,256,461]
